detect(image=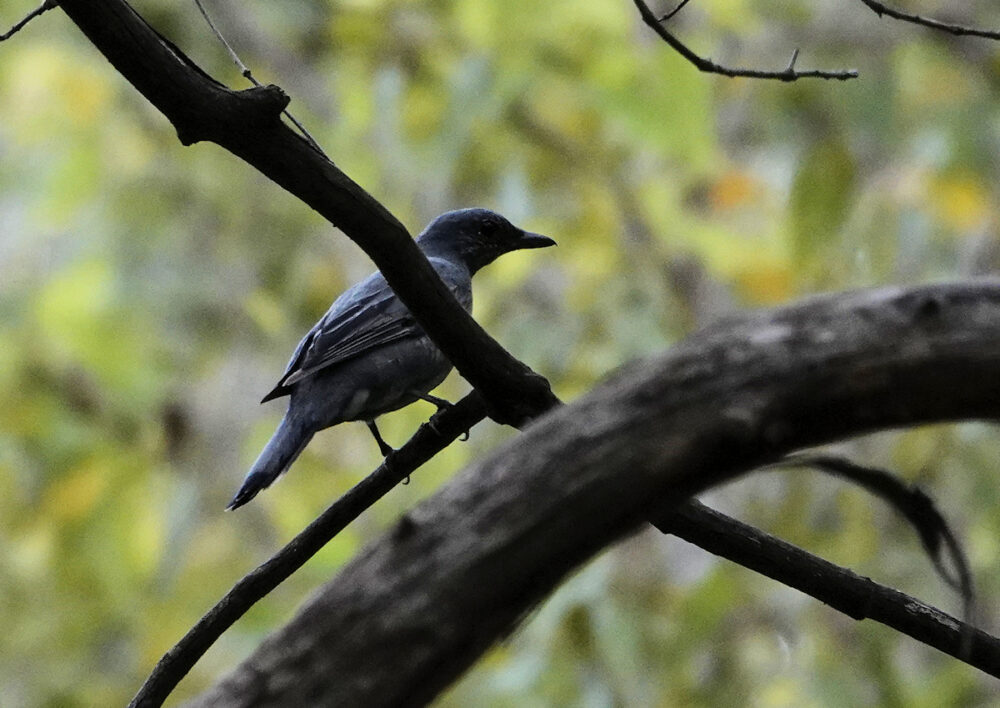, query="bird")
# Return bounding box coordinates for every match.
[227,208,555,509]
